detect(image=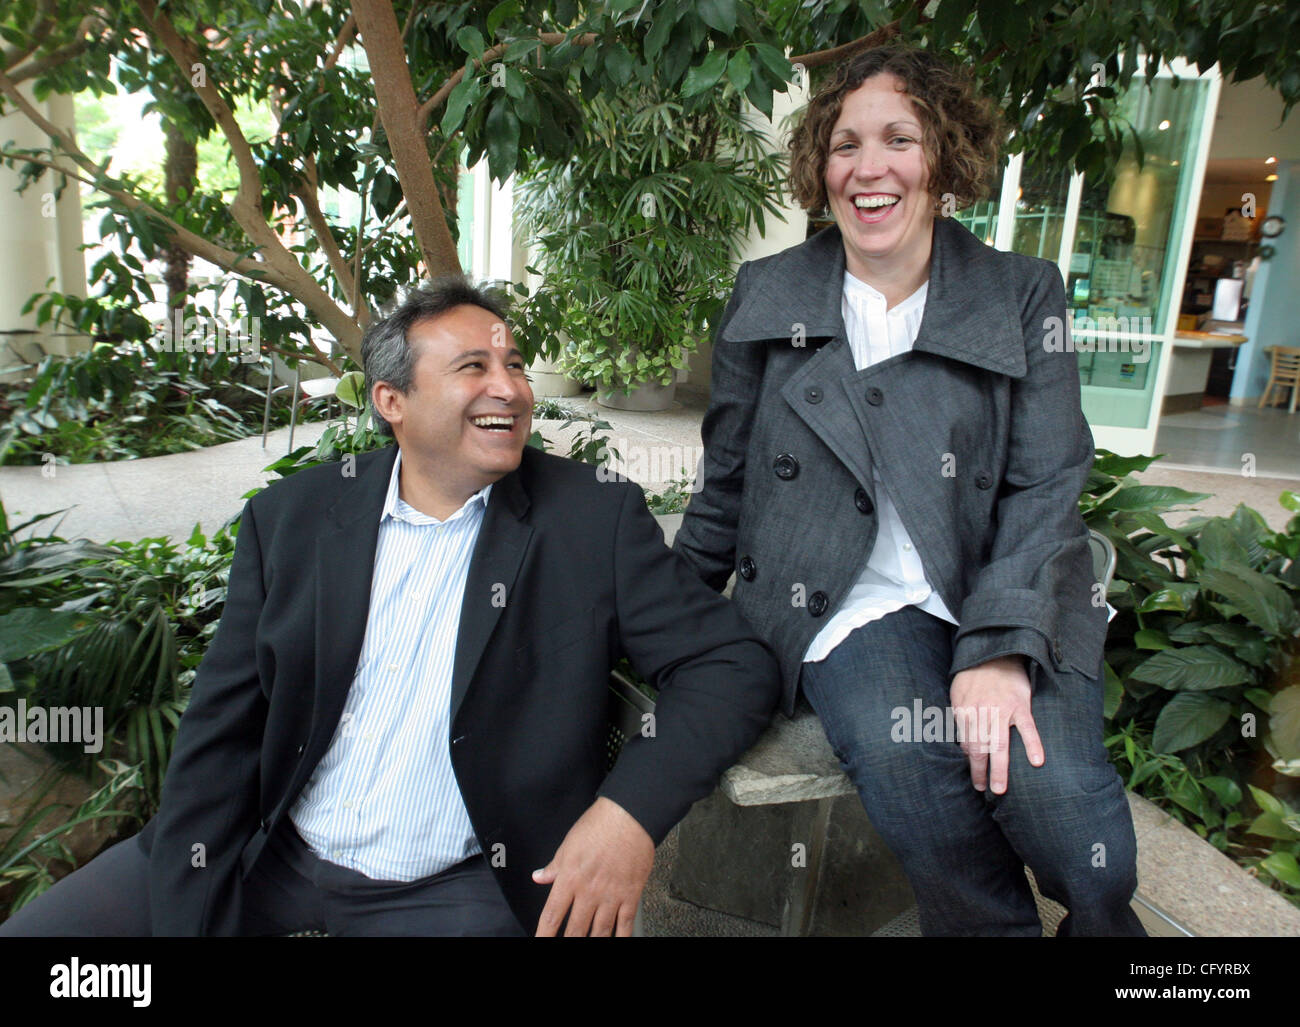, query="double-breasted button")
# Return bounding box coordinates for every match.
[974,471,994,490]
[739,555,756,581]
[804,385,823,404]
[808,591,829,617]
[854,488,874,515]
[773,453,799,480]
[865,387,884,406]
